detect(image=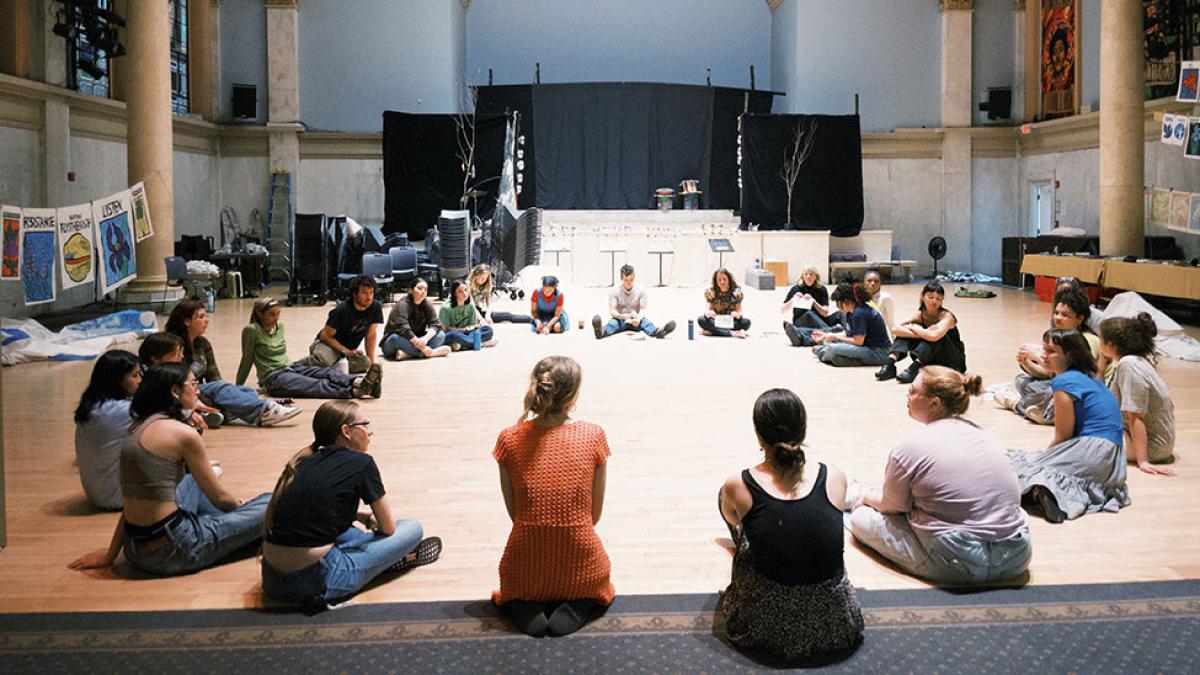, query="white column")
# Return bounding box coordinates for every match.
[42,99,70,208]
[940,1,973,273]
[1098,0,1144,257]
[940,0,973,128]
[266,1,301,205]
